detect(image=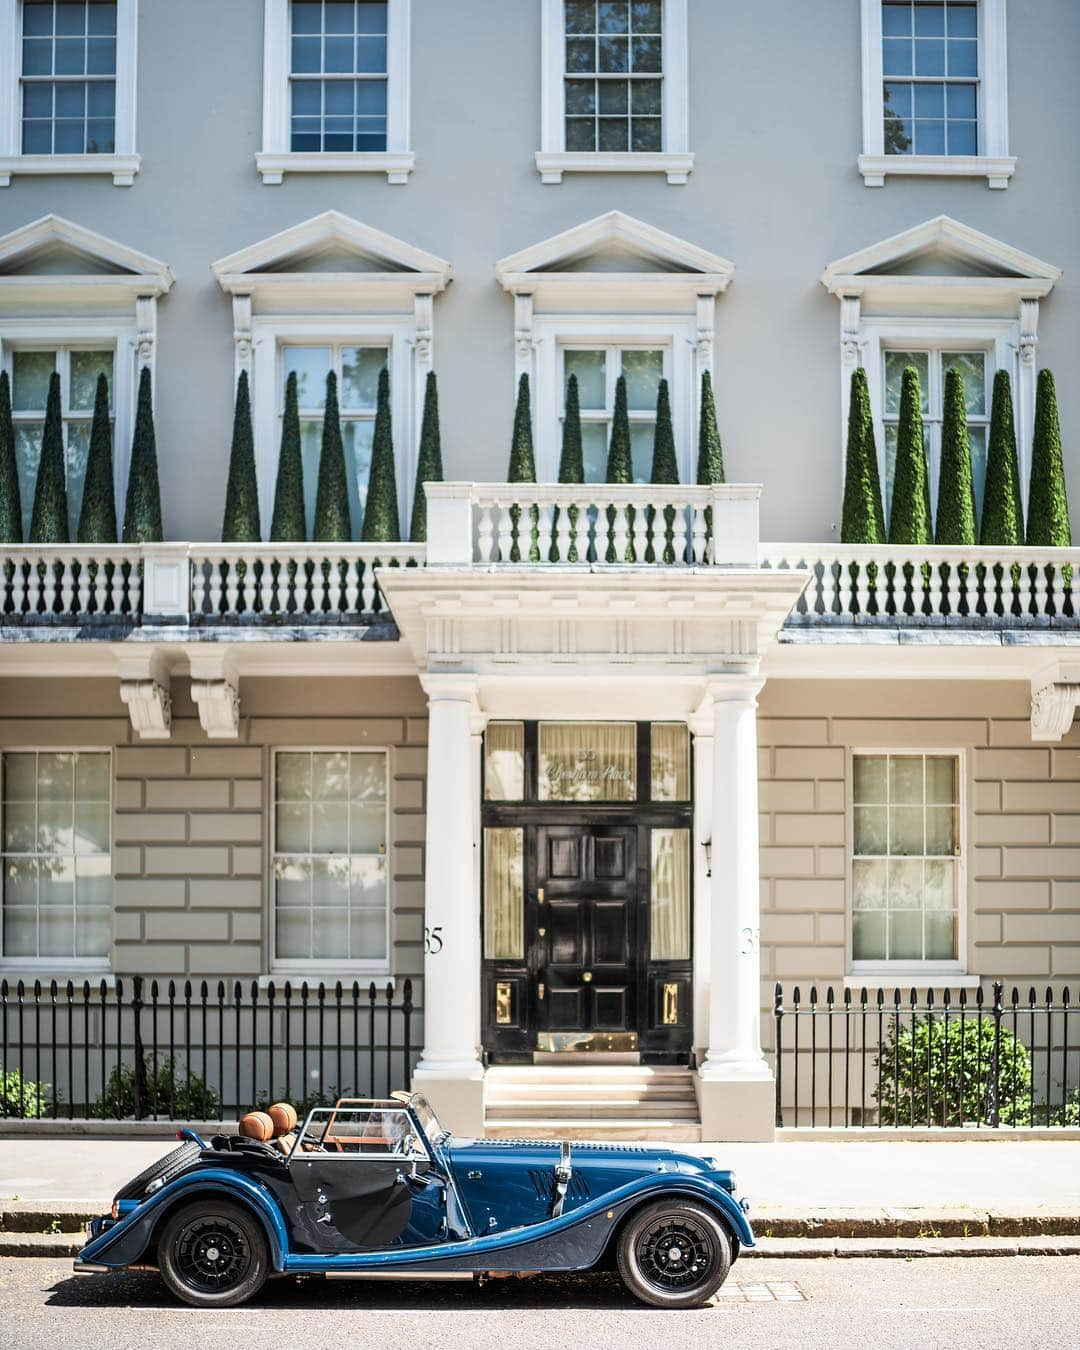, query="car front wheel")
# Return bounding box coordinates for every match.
[158,1201,269,1308]
[616,1200,732,1309]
